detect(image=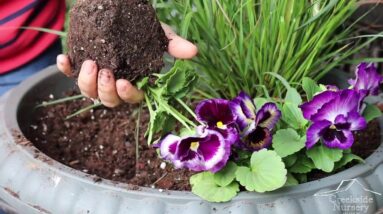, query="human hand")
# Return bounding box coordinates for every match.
[57,23,198,107]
